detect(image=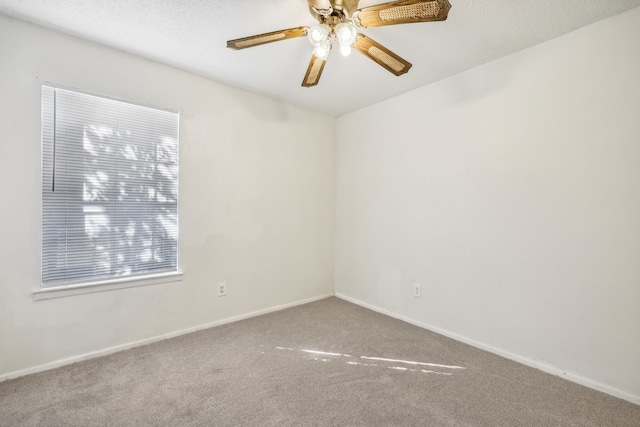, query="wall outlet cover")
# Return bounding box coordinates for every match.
[413,283,422,298]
